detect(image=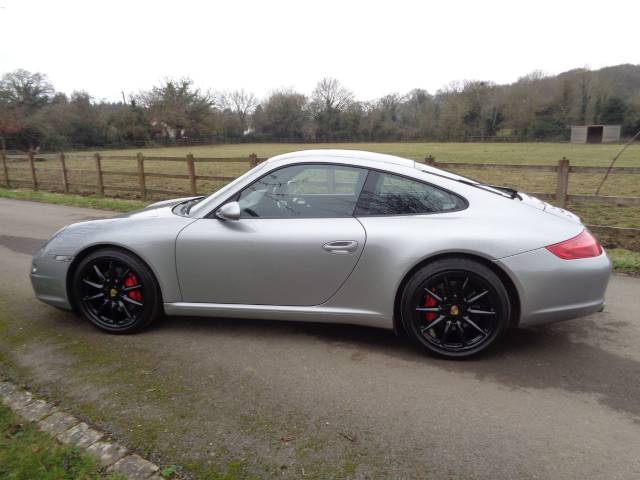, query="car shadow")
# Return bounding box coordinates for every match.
[152,314,640,421]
